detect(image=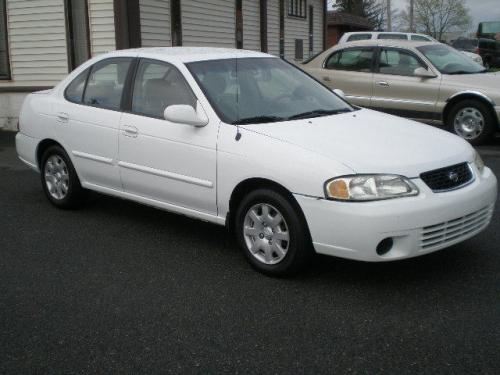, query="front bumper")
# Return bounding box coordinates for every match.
[295,165,497,262]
